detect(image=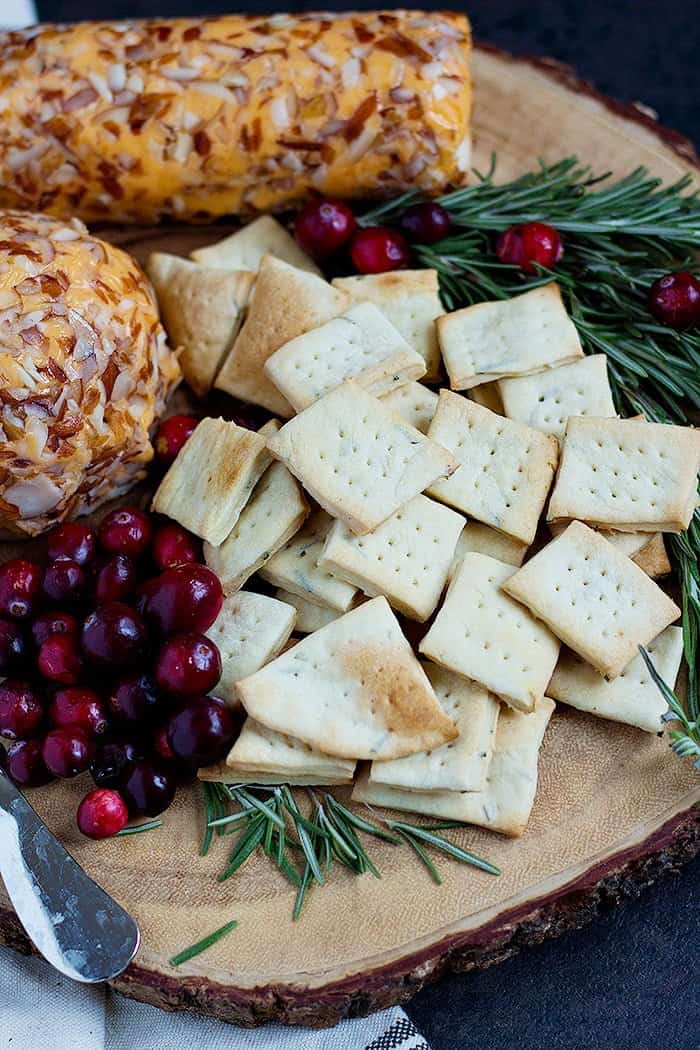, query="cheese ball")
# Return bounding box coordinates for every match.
[0,210,181,536]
